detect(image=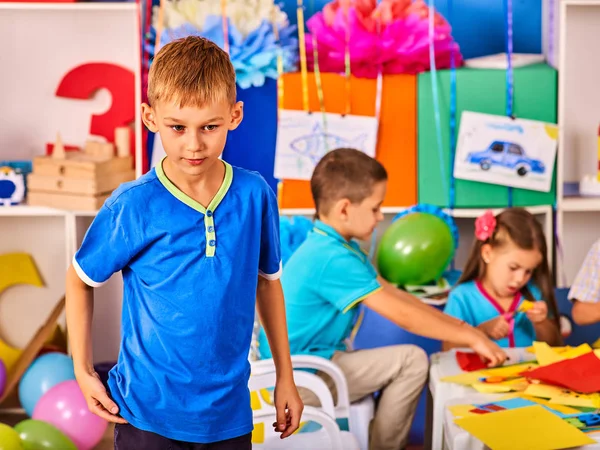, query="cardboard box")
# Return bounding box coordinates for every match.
[417,63,557,208]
